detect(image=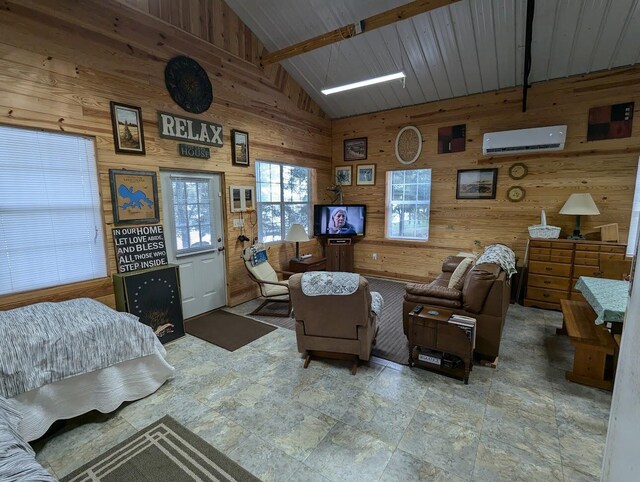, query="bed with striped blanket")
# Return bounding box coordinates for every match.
[0,298,174,442]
